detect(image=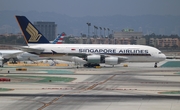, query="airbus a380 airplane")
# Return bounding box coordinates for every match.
[0,33,65,67]
[15,15,166,68]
